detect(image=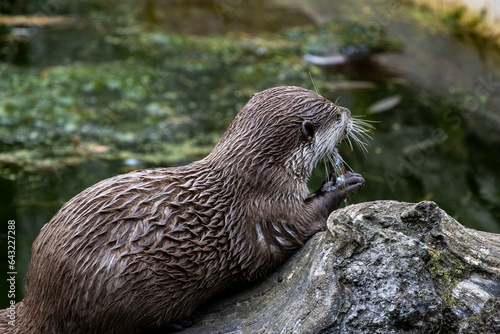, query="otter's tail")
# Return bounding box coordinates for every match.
[0,305,17,333]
